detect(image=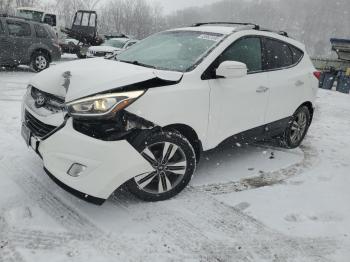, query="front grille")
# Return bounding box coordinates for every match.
[25,110,57,138]
[31,86,65,113]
